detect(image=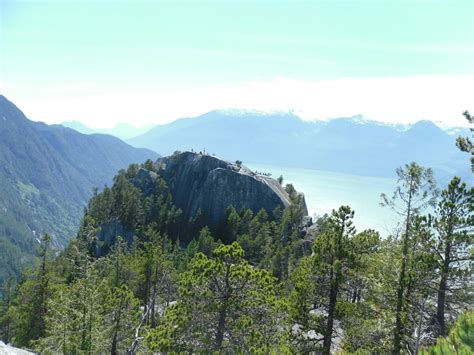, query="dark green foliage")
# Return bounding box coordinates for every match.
[186,226,218,258]
[146,243,285,352]
[431,176,473,337]
[2,158,472,354]
[0,95,158,285]
[420,311,474,355]
[223,206,241,242]
[80,162,182,255]
[381,162,438,354]
[455,111,474,171]
[314,206,356,354]
[0,278,16,342]
[4,235,52,347]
